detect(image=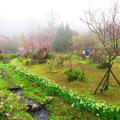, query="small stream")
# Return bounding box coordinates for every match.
[8,87,49,120]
